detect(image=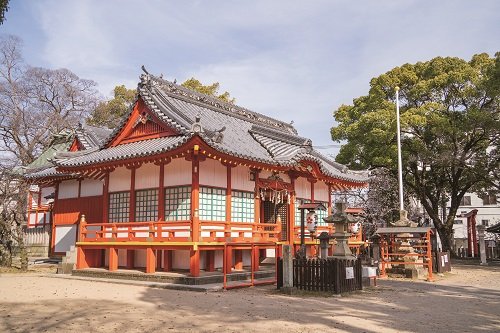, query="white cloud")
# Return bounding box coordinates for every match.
[14,0,499,151]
